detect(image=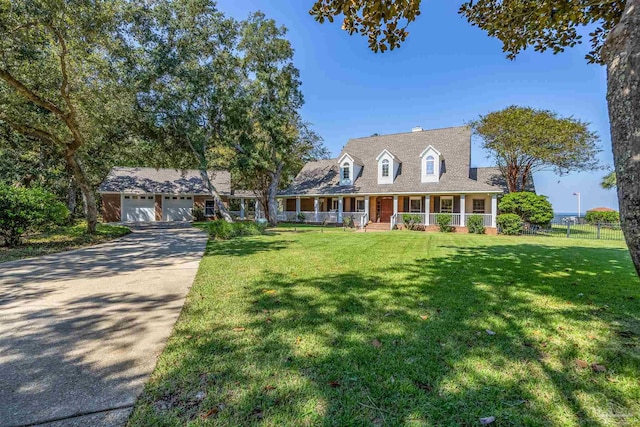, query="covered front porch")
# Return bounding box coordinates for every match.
[277,193,499,231]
